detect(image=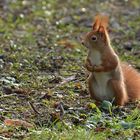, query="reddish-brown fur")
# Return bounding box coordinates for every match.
[82,15,140,106]
[122,63,140,100]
